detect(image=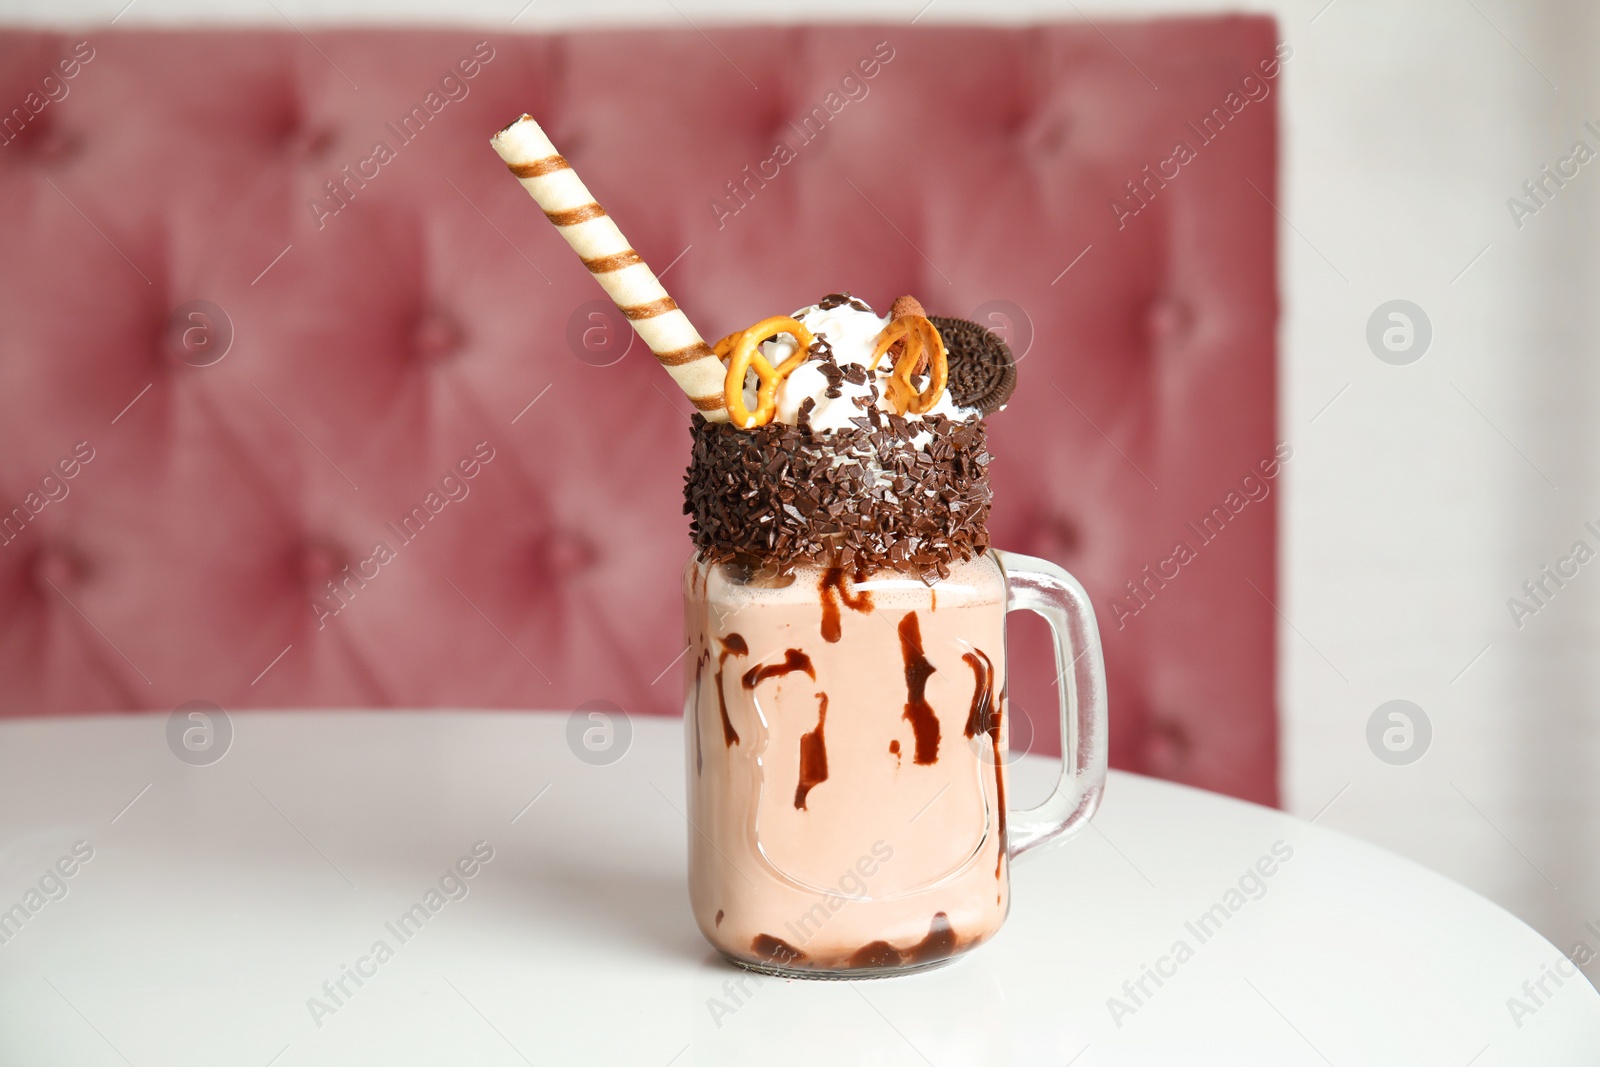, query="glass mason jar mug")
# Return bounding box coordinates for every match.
[682,548,1108,978]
